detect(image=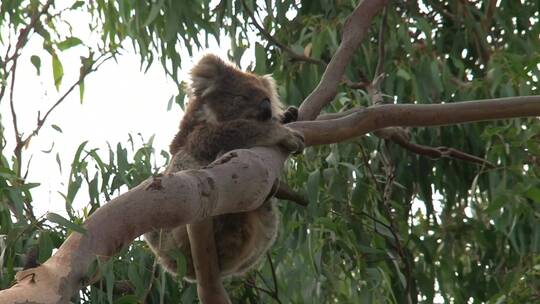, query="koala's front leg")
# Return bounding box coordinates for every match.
[242,121,304,154]
[273,125,305,155]
[200,120,305,157]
